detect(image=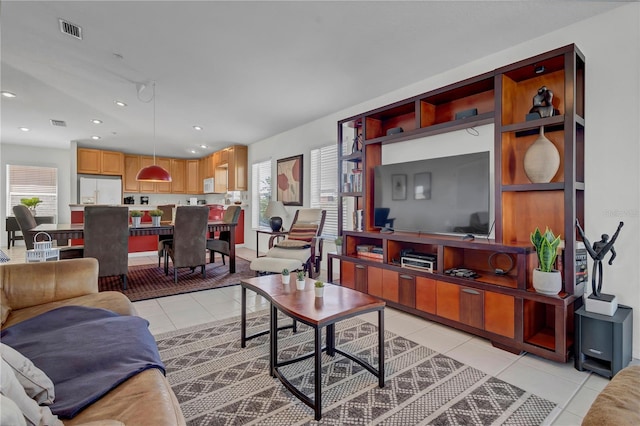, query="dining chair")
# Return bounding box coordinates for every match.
[250,208,326,278]
[12,205,84,259]
[164,206,209,283]
[83,206,129,289]
[156,204,175,267]
[206,206,241,265]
